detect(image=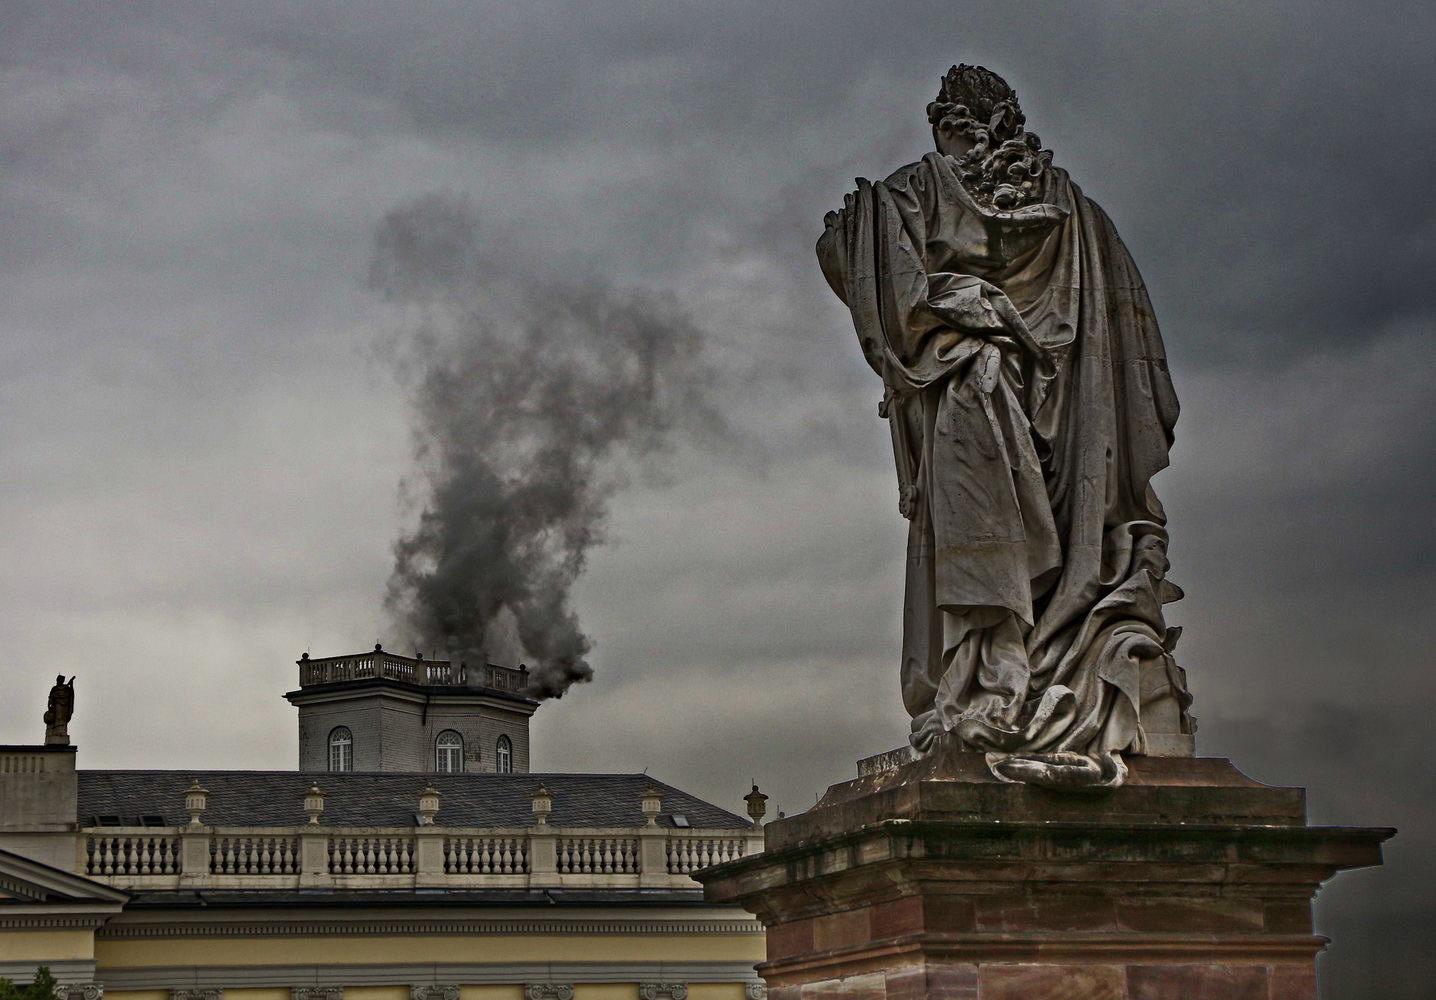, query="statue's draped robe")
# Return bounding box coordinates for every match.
[818,153,1182,778]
